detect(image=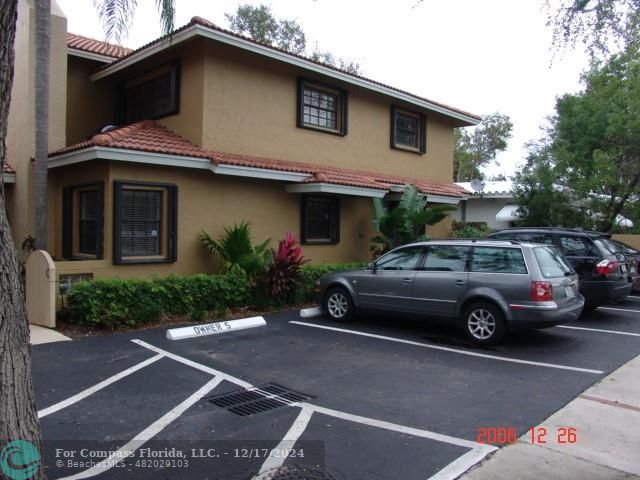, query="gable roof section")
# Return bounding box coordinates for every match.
[49,121,466,200]
[67,33,132,62]
[87,17,479,126]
